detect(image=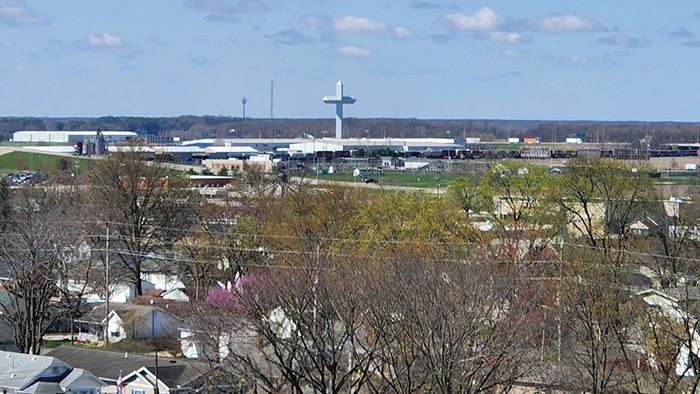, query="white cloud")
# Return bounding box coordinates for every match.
[300,14,319,26]
[487,31,521,43]
[235,0,268,12]
[502,50,523,57]
[333,15,387,33]
[565,55,592,65]
[89,33,123,47]
[394,26,414,38]
[0,0,49,26]
[442,7,504,31]
[537,14,602,33]
[337,45,371,58]
[70,33,133,54]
